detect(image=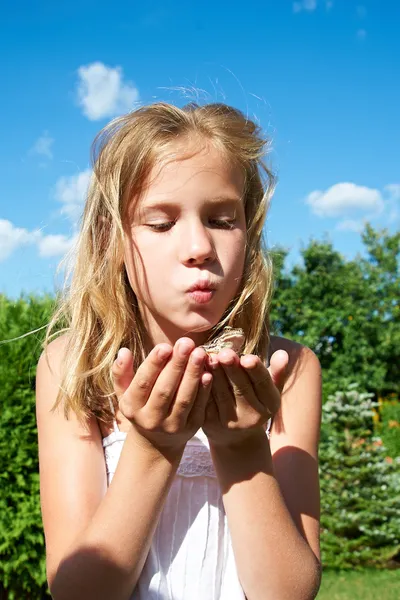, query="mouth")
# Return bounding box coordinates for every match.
[187,281,217,293]
[186,282,216,304]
